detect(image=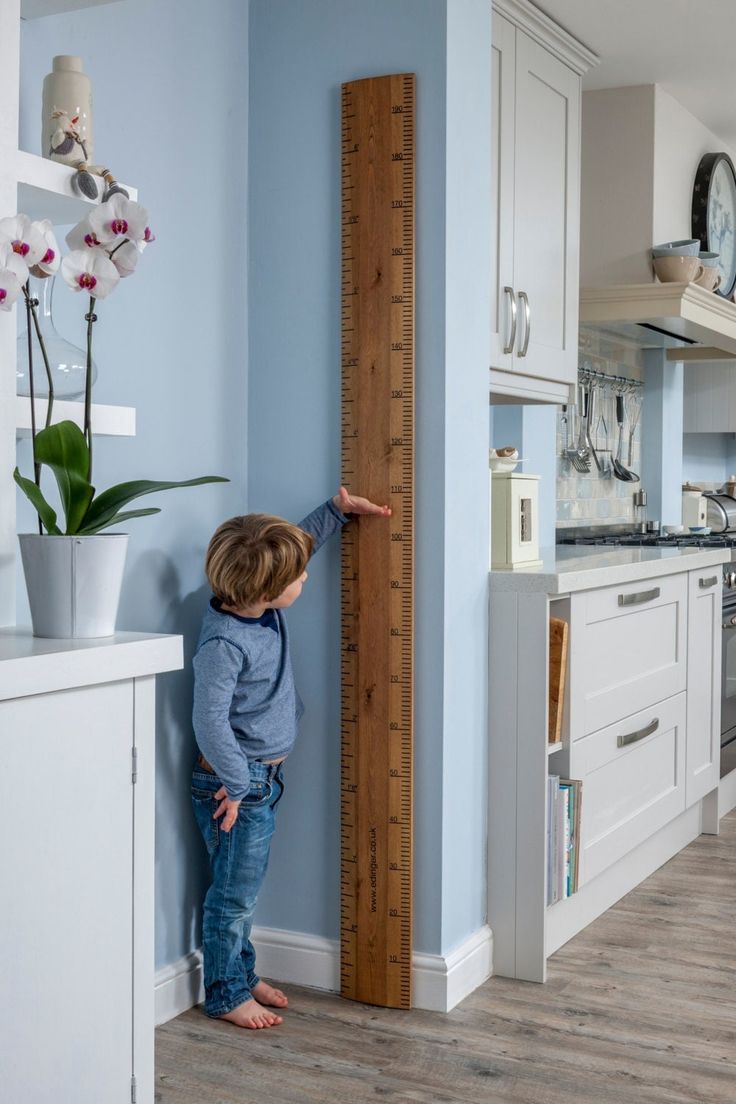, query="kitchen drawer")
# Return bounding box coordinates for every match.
[569,573,687,737]
[569,692,686,886]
